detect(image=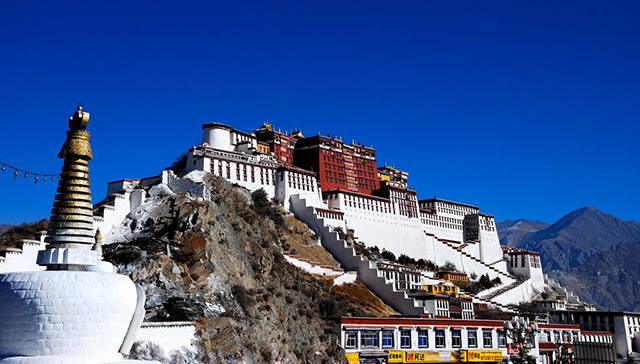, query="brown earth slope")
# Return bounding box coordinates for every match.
[104,177,393,363]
